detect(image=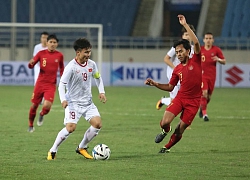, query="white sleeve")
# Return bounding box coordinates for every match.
[33,45,38,57]
[58,81,67,103]
[58,63,72,102]
[167,47,176,58]
[94,77,105,94]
